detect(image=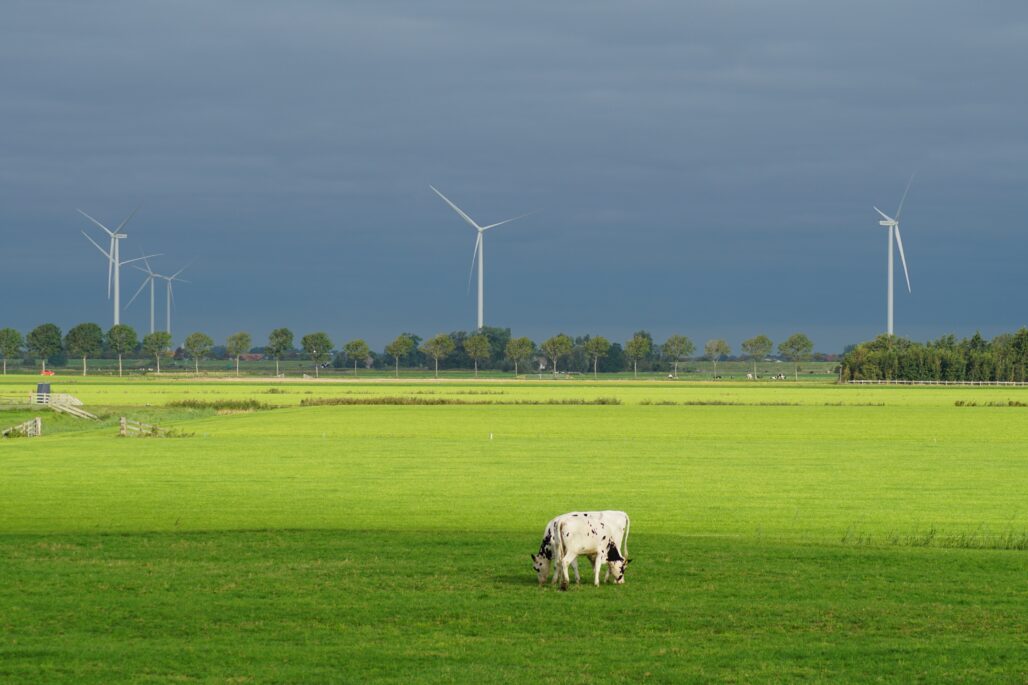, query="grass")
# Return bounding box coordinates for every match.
[1,377,1026,682]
